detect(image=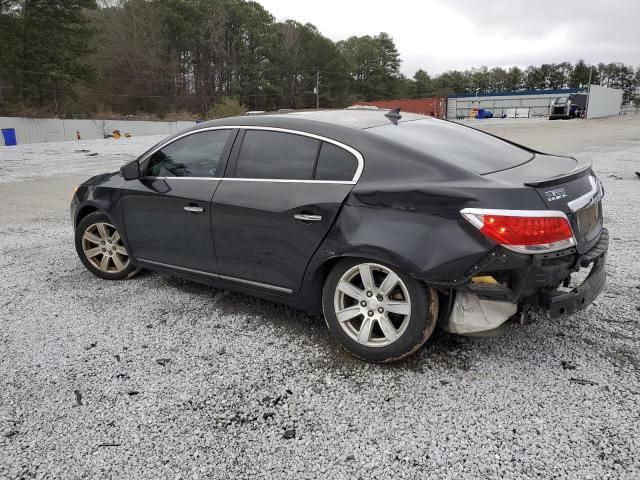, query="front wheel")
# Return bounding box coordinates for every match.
[322,258,439,363]
[75,211,138,280]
